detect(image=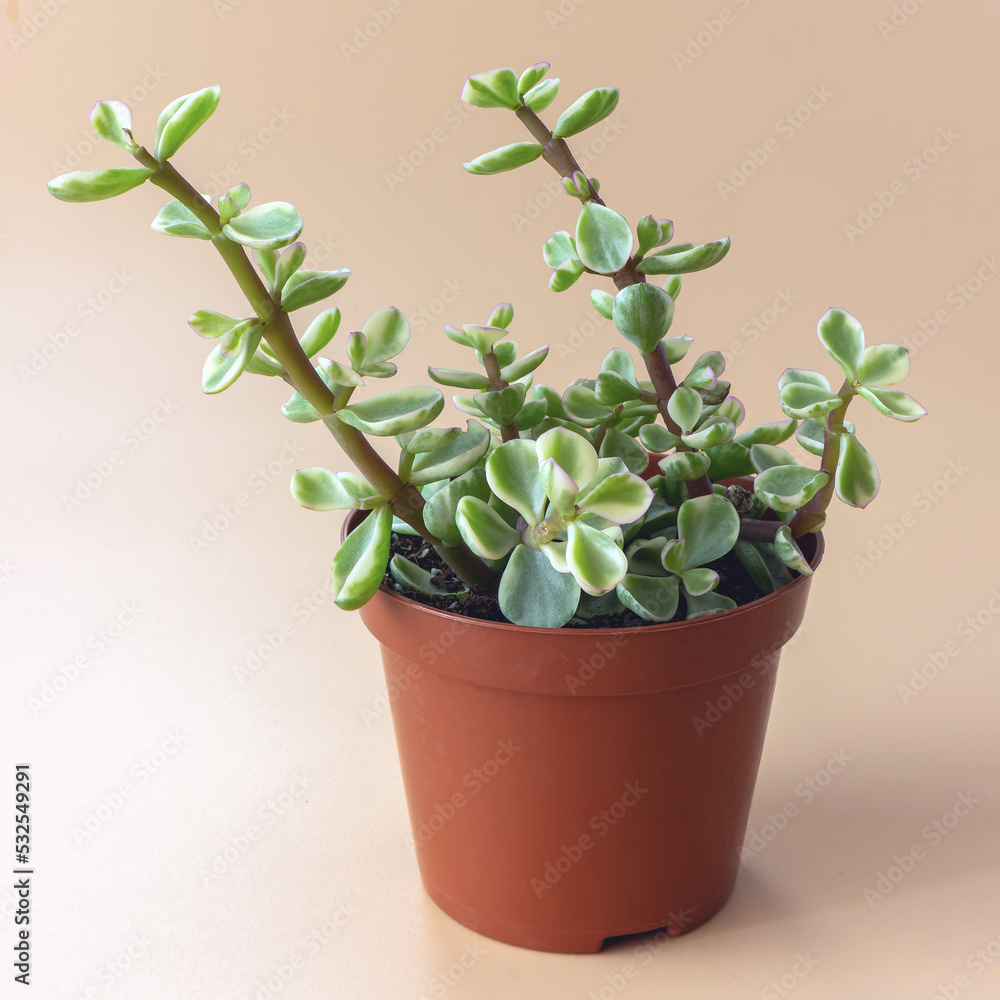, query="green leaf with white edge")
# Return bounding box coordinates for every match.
[488,339,517,368]
[601,348,638,383]
[552,88,620,139]
[706,442,754,481]
[835,430,880,508]
[750,443,797,472]
[202,324,262,394]
[361,362,397,379]
[856,386,927,422]
[667,386,703,434]
[617,574,679,622]
[716,397,746,428]
[499,543,580,628]
[635,238,730,275]
[562,384,611,426]
[331,506,392,612]
[779,382,845,420]
[281,390,321,423]
[636,216,674,257]
[219,318,257,358]
[290,468,377,511]
[428,367,490,390]
[566,520,628,596]
[462,142,543,175]
[423,467,490,546]
[253,248,277,286]
[795,418,826,457]
[274,242,307,294]
[612,282,675,354]
[463,324,505,355]
[487,438,546,526]
[226,183,251,209]
[300,308,341,358]
[773,525,814,577]
[90,101,136,151]
[859,343,910,388]
[218,195,239,227]
[337,386,444,437]
[536,425,600,490]
[549,257,585,292]
[684,591,737,620]
[523,78,560,113]
[575,203,633,274]
[817,308,865,380]
[279,268,352,312]
[677,493,740,568]
[680,567,719,597]
[778,368,830,392]
[516,400,549,432]
[662,335,694,364]
[625,536,670,576]
[754,465,829,513]
[154,85,221,161]
[518,62,549,95]
[598,427,650,475]
[639,422,680,453]
[222,201,302,251]
[488,302,514,329]
[663,275,683,299]
[539,458,580,515]
[389,555,456,597]
[461,68,520,110]
[189,310,242,339]
[682,417,734,451]
[245,350,284,377]
[595,371,642,406]
[399,426,461,454]
[346,332,367,369]
[317,358,365,388]
[735,418,797,447]
[475,384,526,425]
[577,472,652,524]
[660,450,712,482]
[456,496,522,559]
[590,288,615,320]
[48,167,154,204]
[409,420,491,487]
[733,540,777,595]
[501,346,549,382]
